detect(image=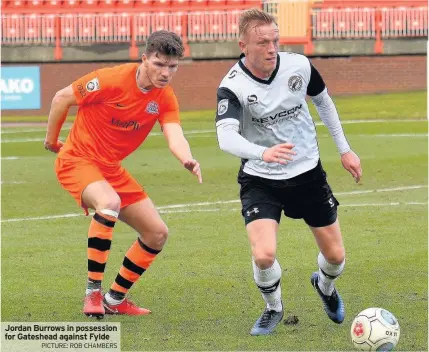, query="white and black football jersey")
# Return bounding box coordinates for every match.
[216,52,326,180]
